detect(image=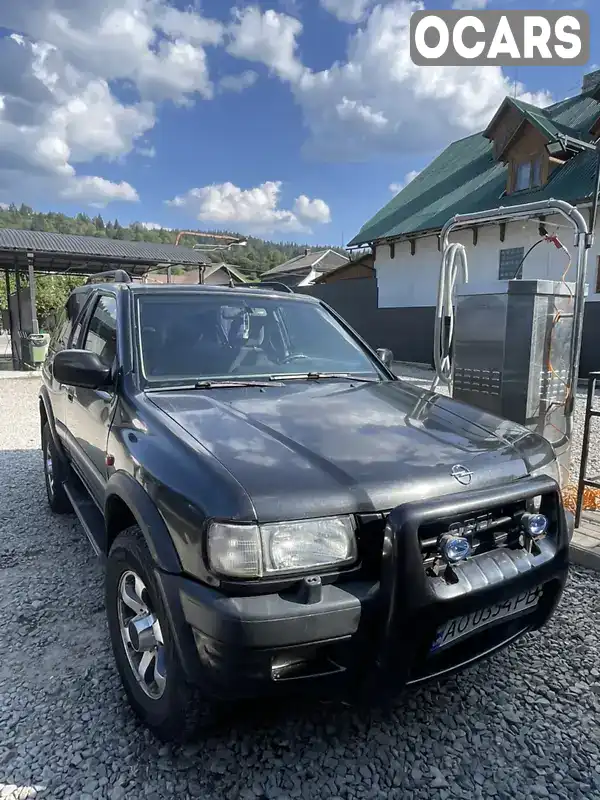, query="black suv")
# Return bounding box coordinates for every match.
[39,272,570,741]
